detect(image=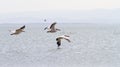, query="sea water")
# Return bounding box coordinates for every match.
[0,23,120,67]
